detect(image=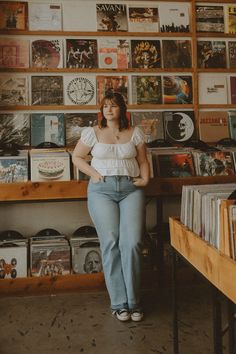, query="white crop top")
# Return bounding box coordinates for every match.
[80,126,145,177]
